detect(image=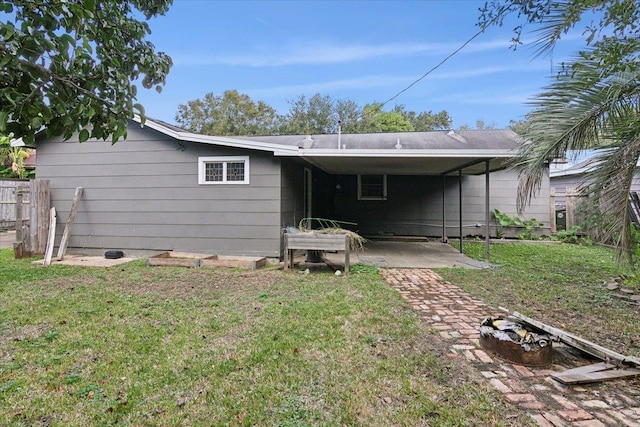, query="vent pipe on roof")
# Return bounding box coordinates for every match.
[337,120,342,150]
[395,138,402,149]
[303,134,313,149]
